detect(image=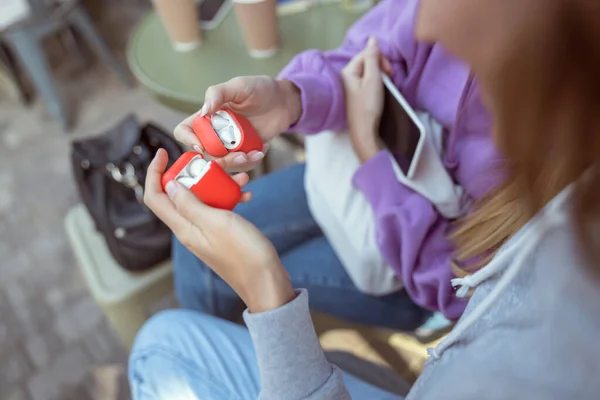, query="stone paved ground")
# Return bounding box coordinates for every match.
[0,2,299,399]
[0,71,178,400]
[0,79,297,400]
[0,3,303,397]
